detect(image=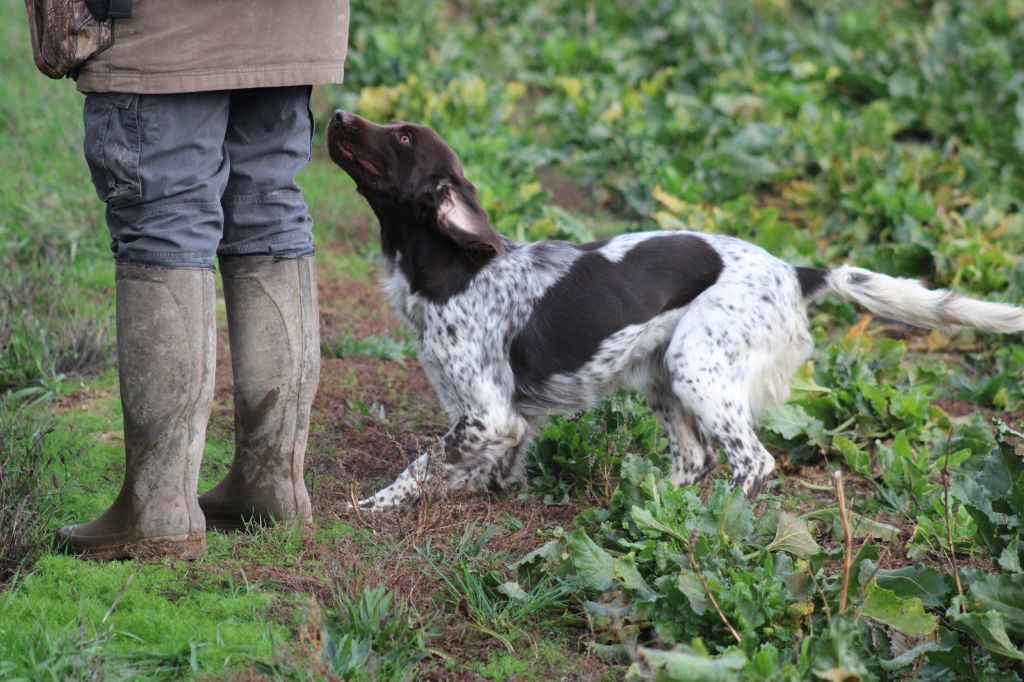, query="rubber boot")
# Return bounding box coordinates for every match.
[55,265,214,560]
[198,256,320,530]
